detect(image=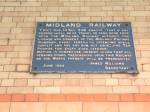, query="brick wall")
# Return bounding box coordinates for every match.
[0,0,150,94]
[0,0,150,111]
